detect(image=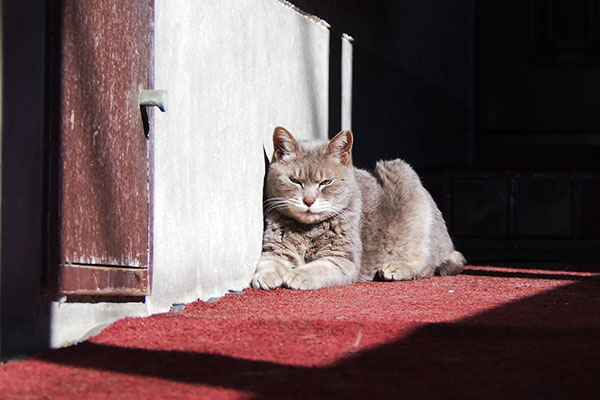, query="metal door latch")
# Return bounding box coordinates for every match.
[139,89,168,112]
[139,89,168,138]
